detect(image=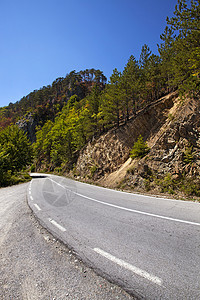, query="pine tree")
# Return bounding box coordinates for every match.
[159,0,200,94]
[139,44,152,101]
[130,135,150,158]
[100,69,123,128]
[121,55,140,120]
